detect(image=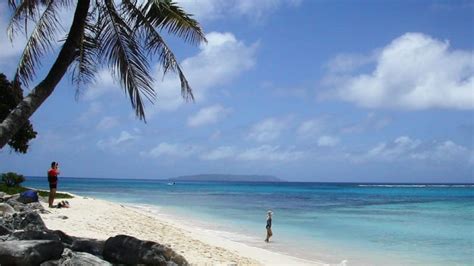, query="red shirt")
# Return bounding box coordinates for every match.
[48,169,59,184]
